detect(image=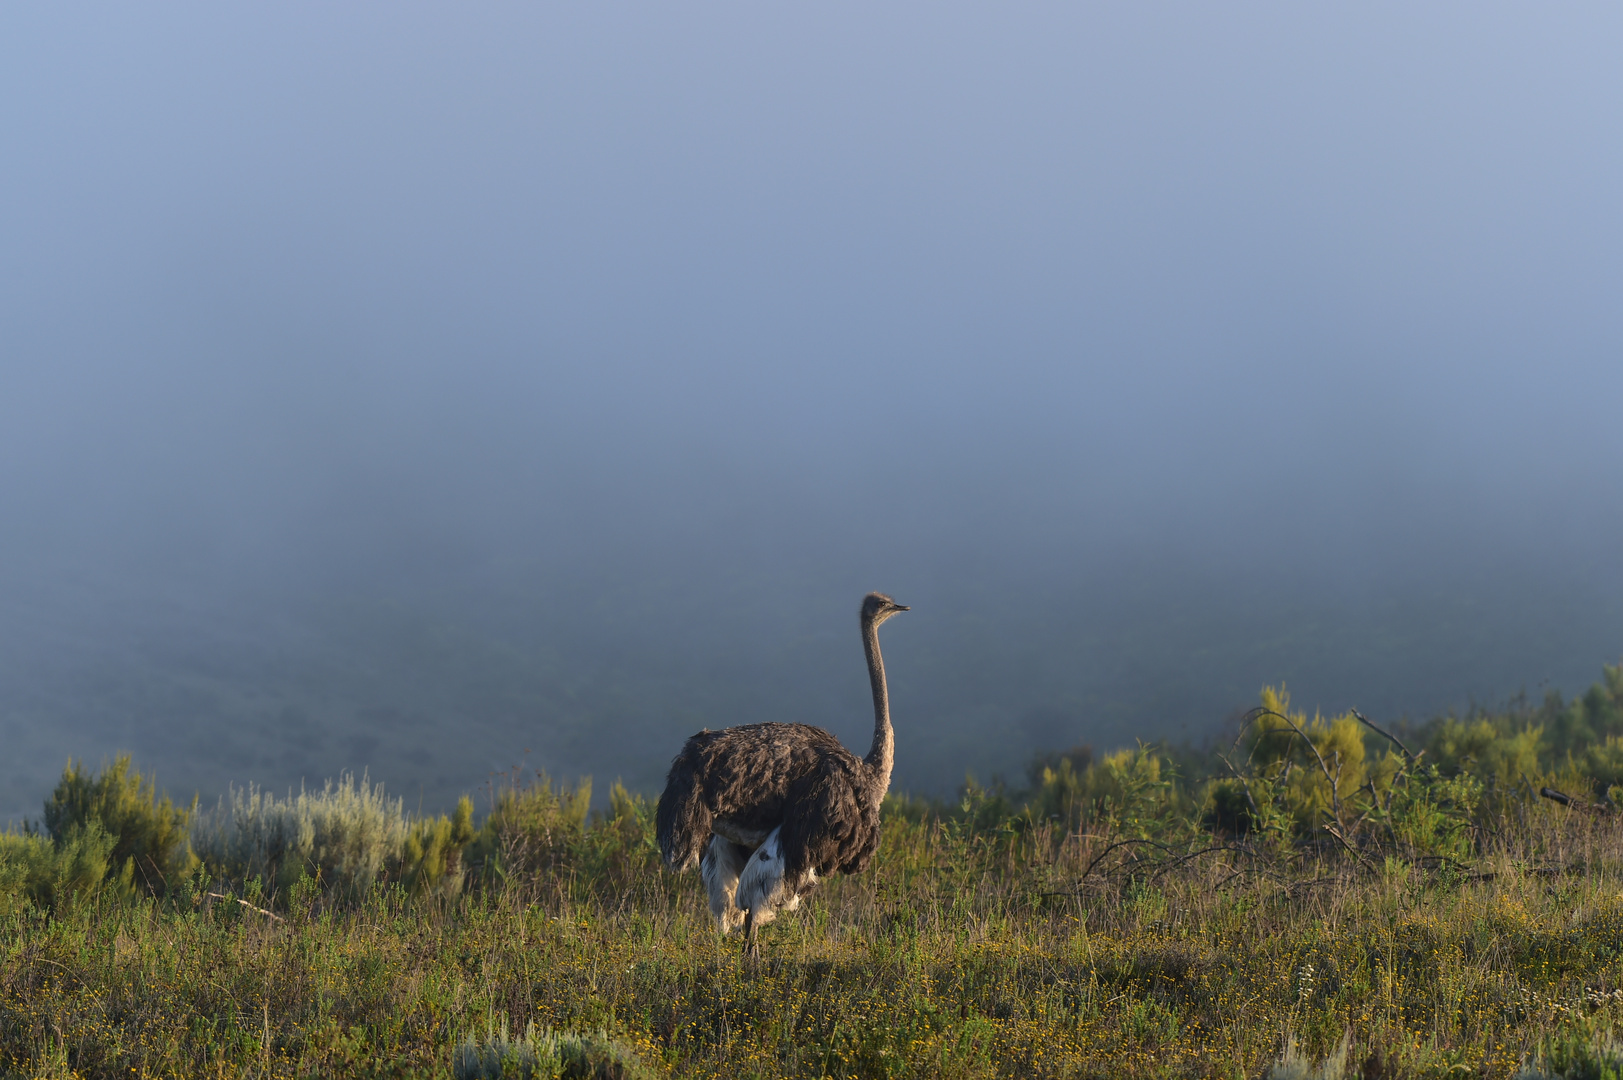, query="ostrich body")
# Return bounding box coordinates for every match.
[656,592,908,947]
